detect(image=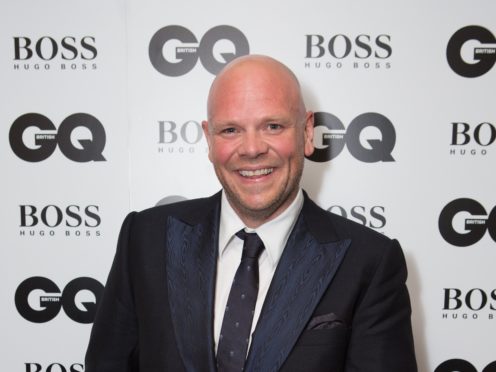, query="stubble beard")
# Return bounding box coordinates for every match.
[216,159,304,226]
